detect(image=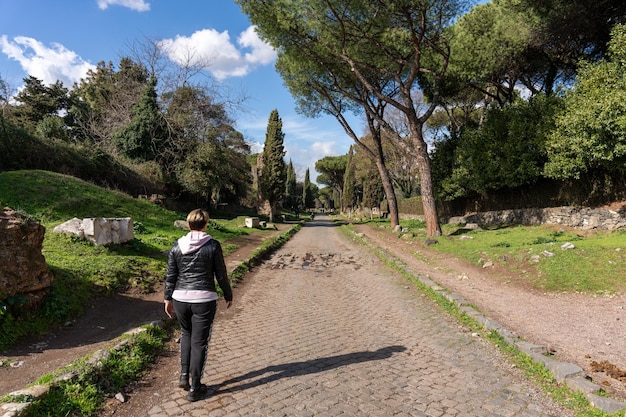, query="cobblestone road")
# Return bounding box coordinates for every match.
[147,215,570,417]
